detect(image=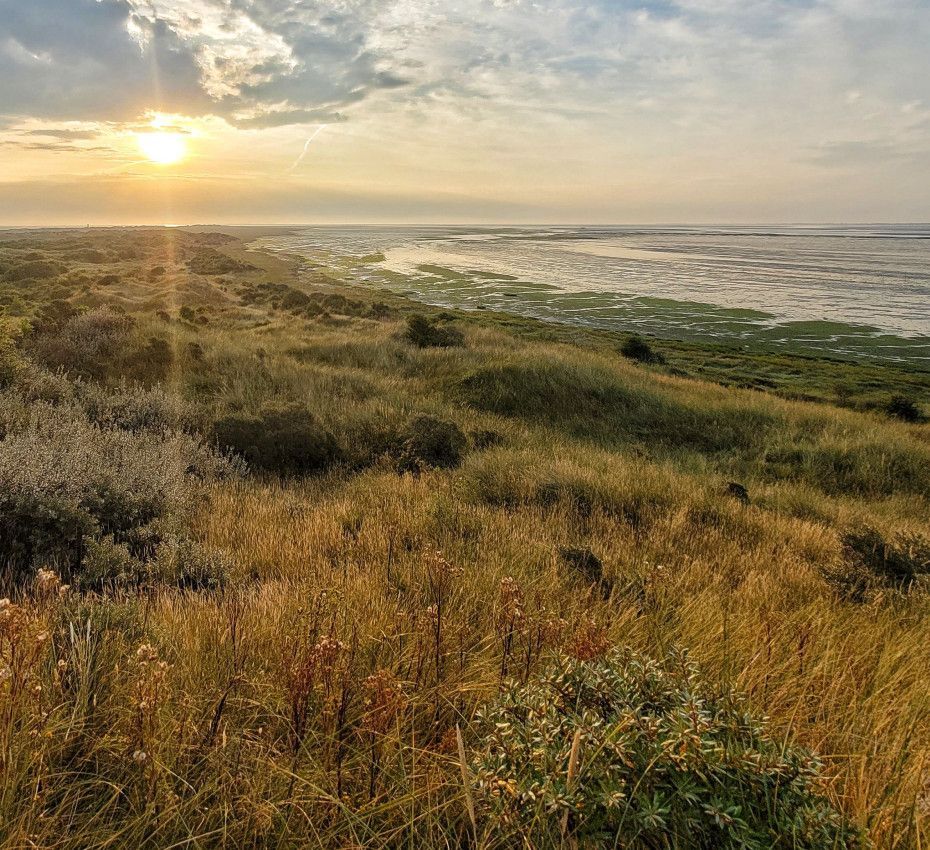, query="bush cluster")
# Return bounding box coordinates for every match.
[395,414,467,473]
[187,249,255,276]
[829,526,930,600]
[885,394,922,422]
[213,402,343,475]
[0,386,232,586]
[31,305,134,379]
[620,334,664,364]
[473,648,862,849]
[403,314,464,348]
